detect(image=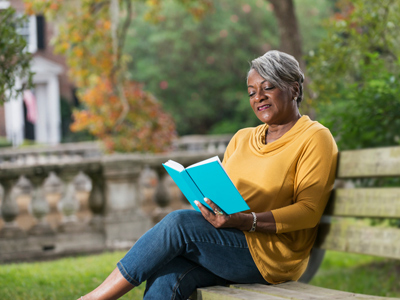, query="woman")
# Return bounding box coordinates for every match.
[79,50,338,300]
